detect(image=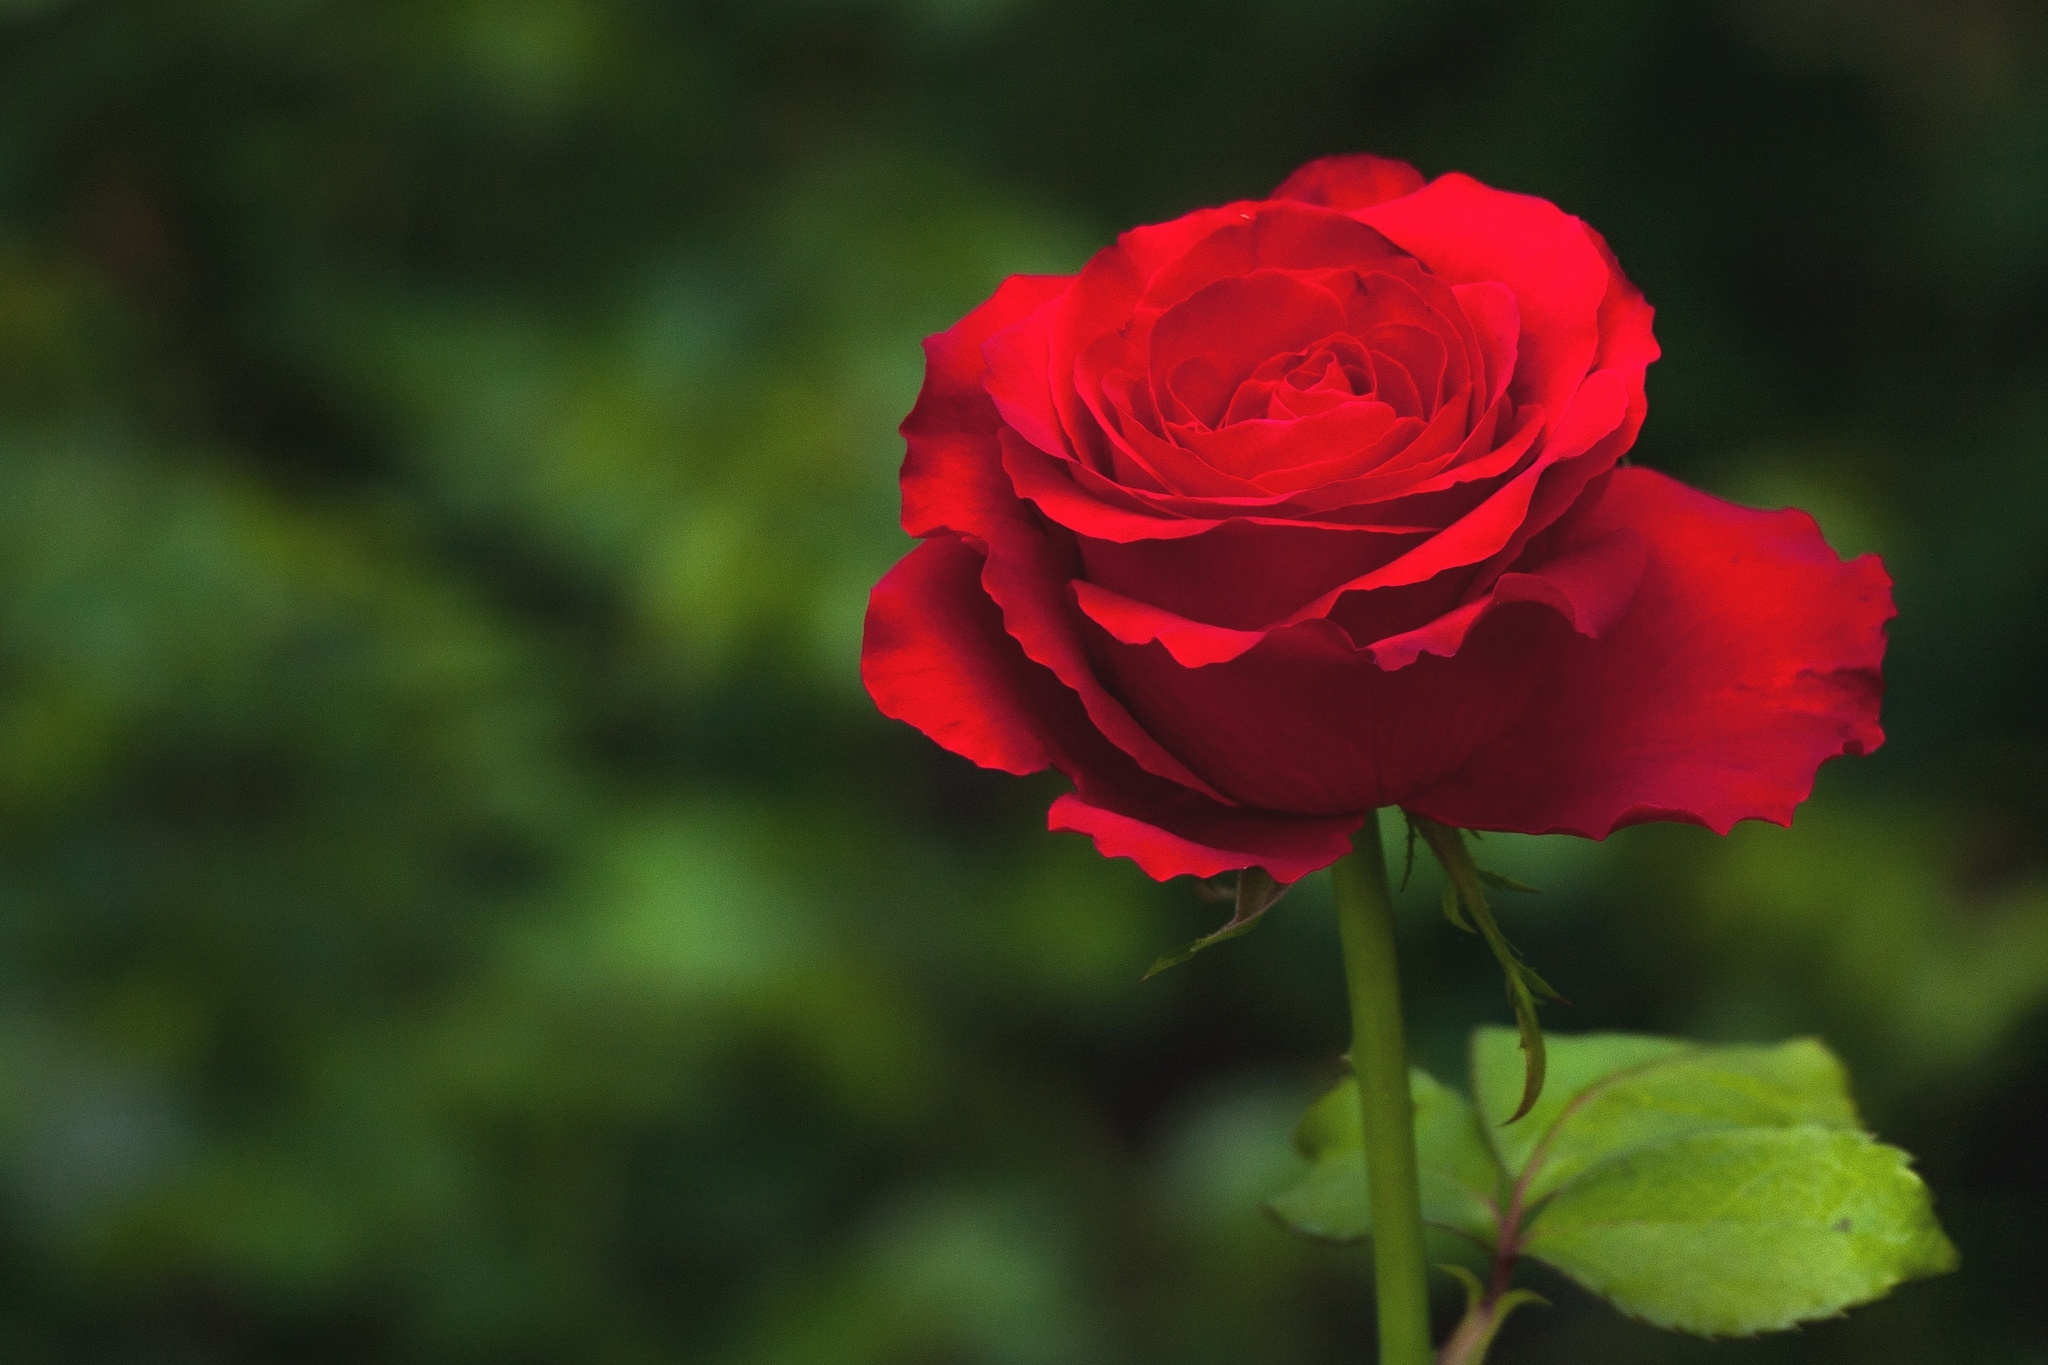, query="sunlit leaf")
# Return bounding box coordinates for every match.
[1523,1126,1957,1336]
[1470,1030,1861,1201]
[1279,1029,1956,1340]
[1479,1028,1956,1336]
